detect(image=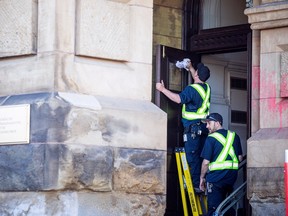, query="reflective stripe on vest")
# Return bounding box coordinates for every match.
[208,131,239,171]
[182,83,211,120]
